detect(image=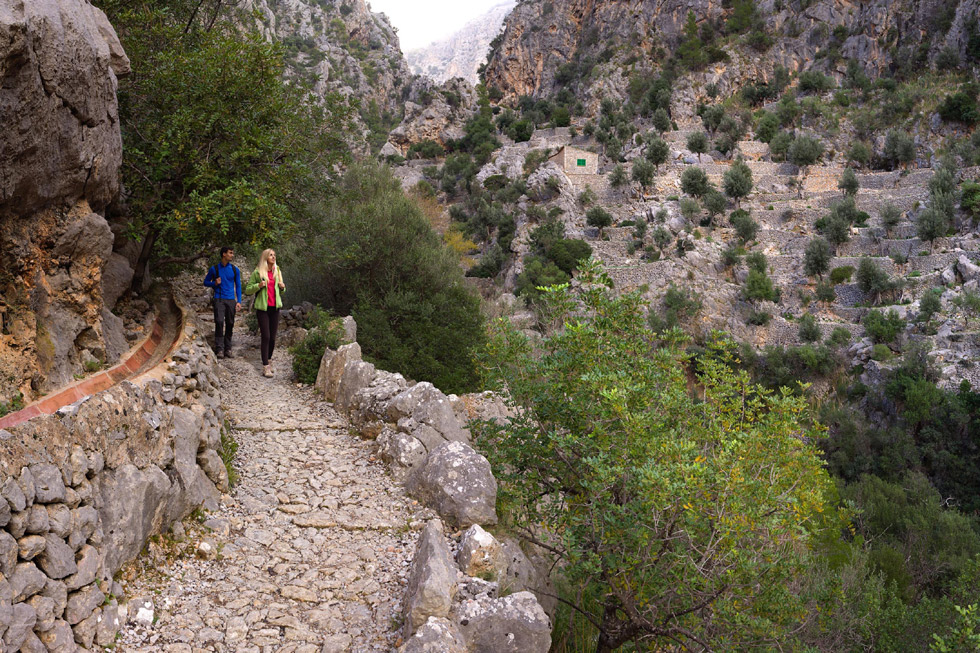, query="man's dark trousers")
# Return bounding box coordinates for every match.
[214,298,237,354]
